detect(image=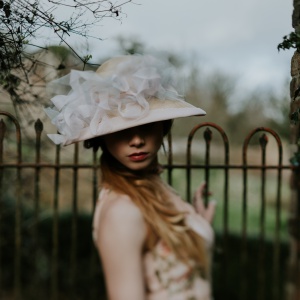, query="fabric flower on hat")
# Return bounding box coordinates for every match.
[45,54,205,146]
